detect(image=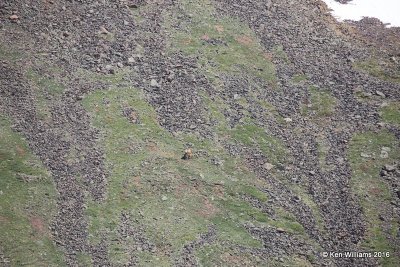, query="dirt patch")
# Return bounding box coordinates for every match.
[263,52,273,60]
[213,184,225,198]
[0,215,10,223]
[29,216,46,234]
[368,187,383,197]
[197,198,219,218]
[145,141,158,152]
[145,141,175,158]
[201,34,210,41]
[133,176,142,189]
[174,180,204,200]
[181,38,193,45]
[16,145,26,157]
[235,35,253,46]
[215,25,224,33]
